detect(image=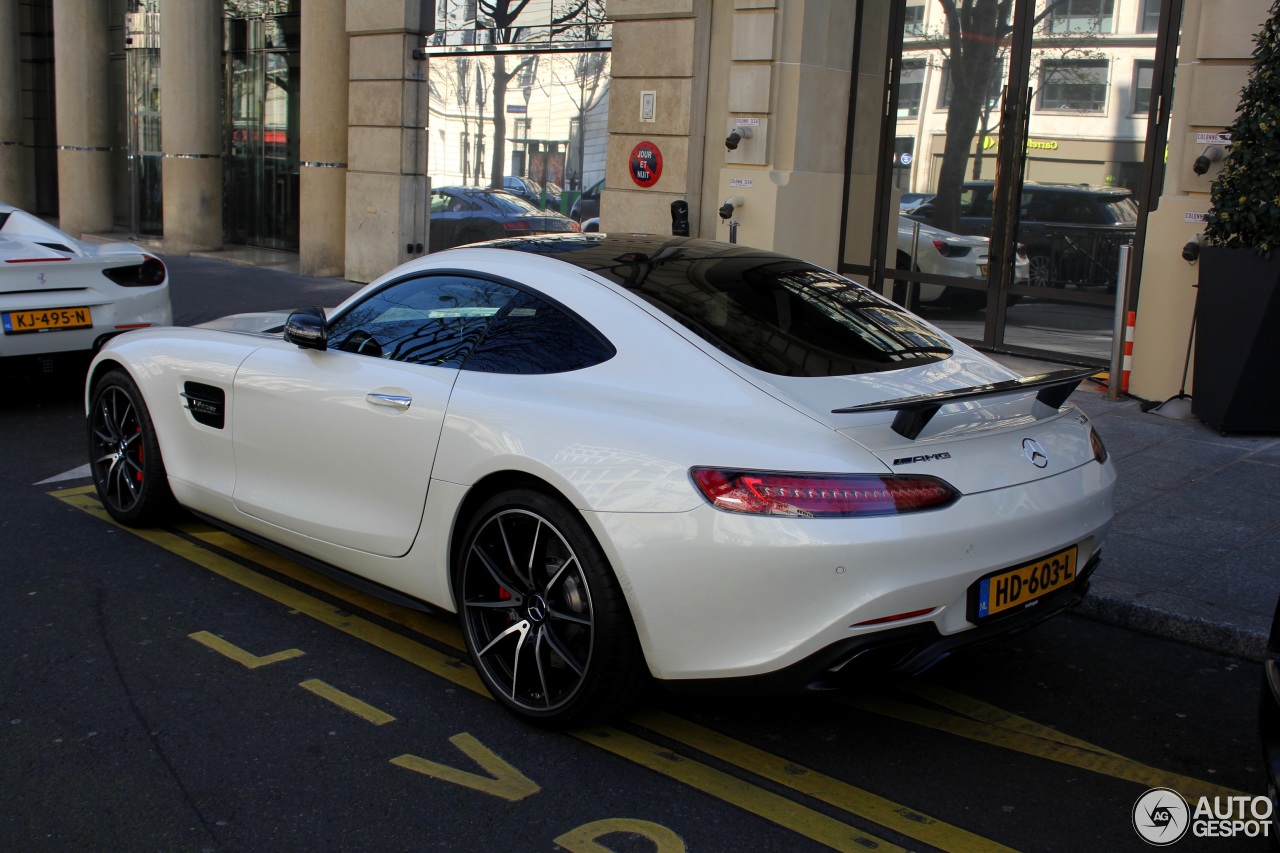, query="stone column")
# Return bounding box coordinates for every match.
[0,0,29,208]
[300,0,349,277]
[710,0,853,268]
[52,0,113,237]
[603,0,713,236]
[1131,0,1270,400]
[159,0,223,253]
[344,1,432,283]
